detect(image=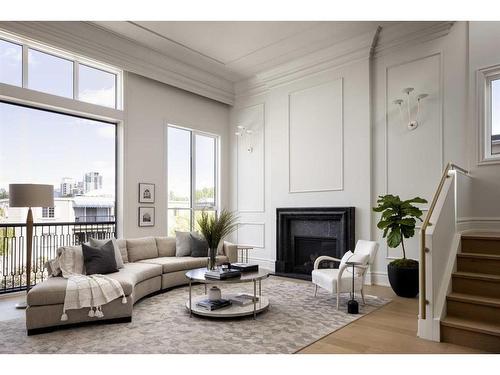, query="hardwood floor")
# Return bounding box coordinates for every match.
[298,285,485,353]
[0,286,484,353]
